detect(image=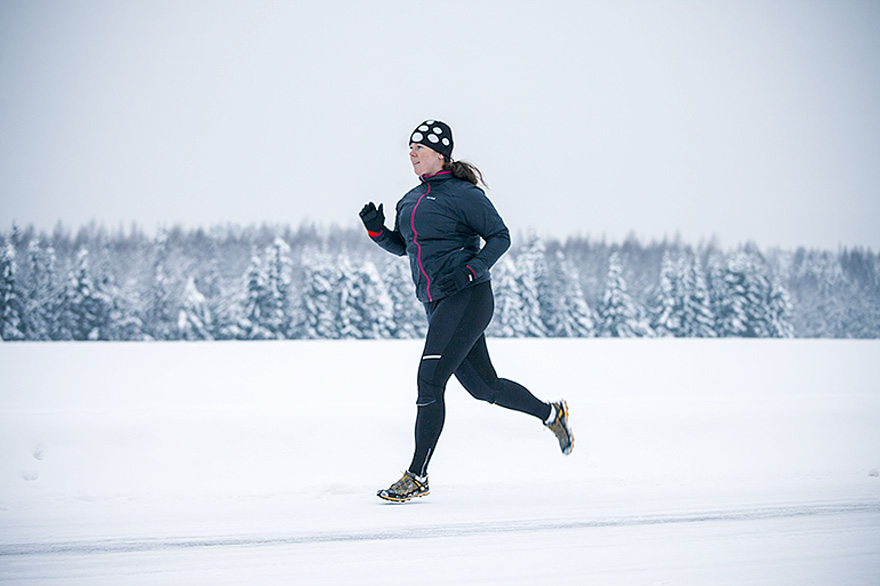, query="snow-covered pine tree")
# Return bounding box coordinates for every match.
[597,251,653,337]
[241,252,274,340]
[178,276,214,340]
[198,239,225,331]
[767,278,794,338]
[652,250,682,337]
[239,251,265,339]
[710,249,792,338]
[653,249,716,337]
[488,257,526,337]
[146,230,179,341]
[514,236,549,337]
[336,257,394,339]
[382,260,426,339]
[680,249,716,337]
[336,257,360,339]
[59,248,114,340]
[365,260,396,339]
[229,250,267,340]
[738,251,773,337]
[22,240,59,340]
[544,249,595,337]
[789,248,846,337]
[238,237,295,340]
[96,255,143,341]
[708,251,743,336]
[0,239,25,341]
[293,251,342,339]
[264,237,293,337]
